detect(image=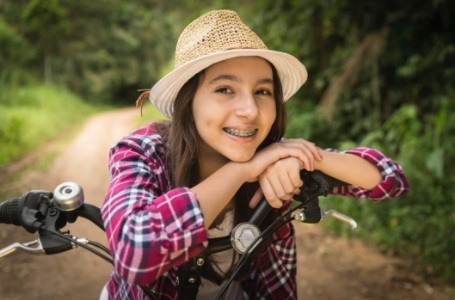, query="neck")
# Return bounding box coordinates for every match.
[198,154,229,181]
[198,142,229,181]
